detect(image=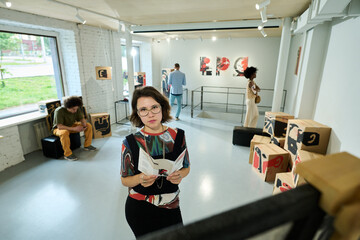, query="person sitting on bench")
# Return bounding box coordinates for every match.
[53,96,97,161]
